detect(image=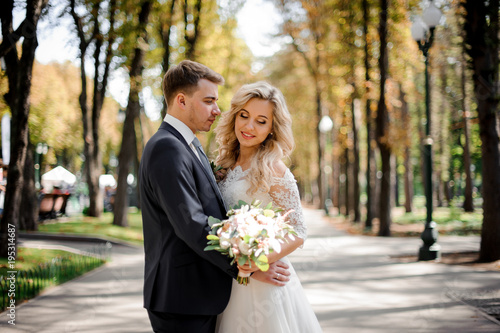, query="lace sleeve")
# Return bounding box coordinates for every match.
[269,169,307,242]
